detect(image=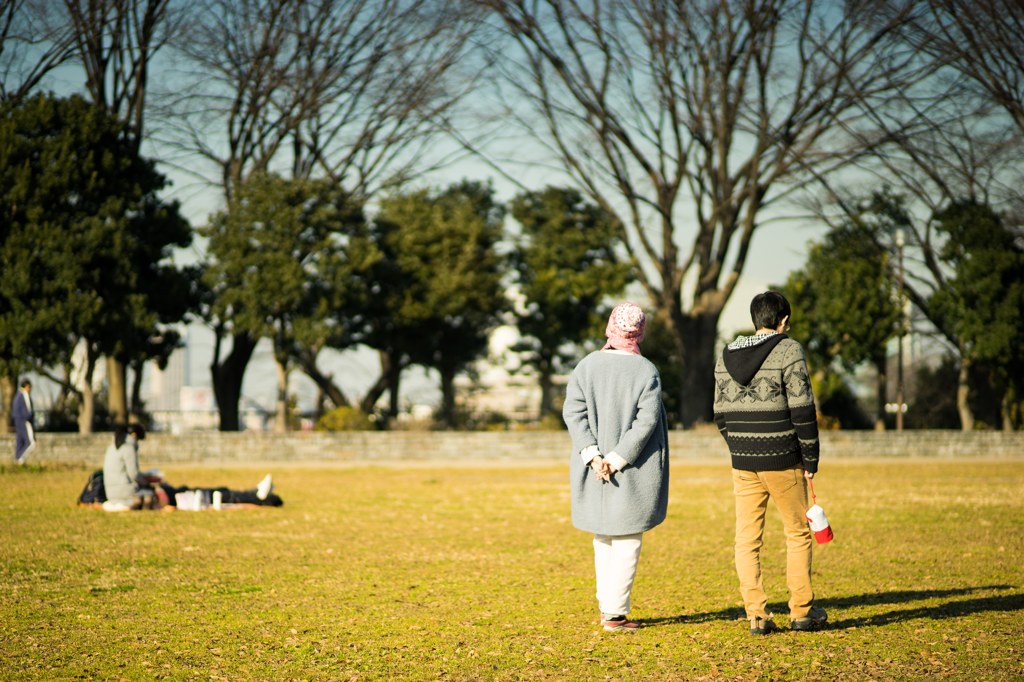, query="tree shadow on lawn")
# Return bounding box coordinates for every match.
[641,585,1020,629]
[642,606,744,627]
[819,585,1023,629]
